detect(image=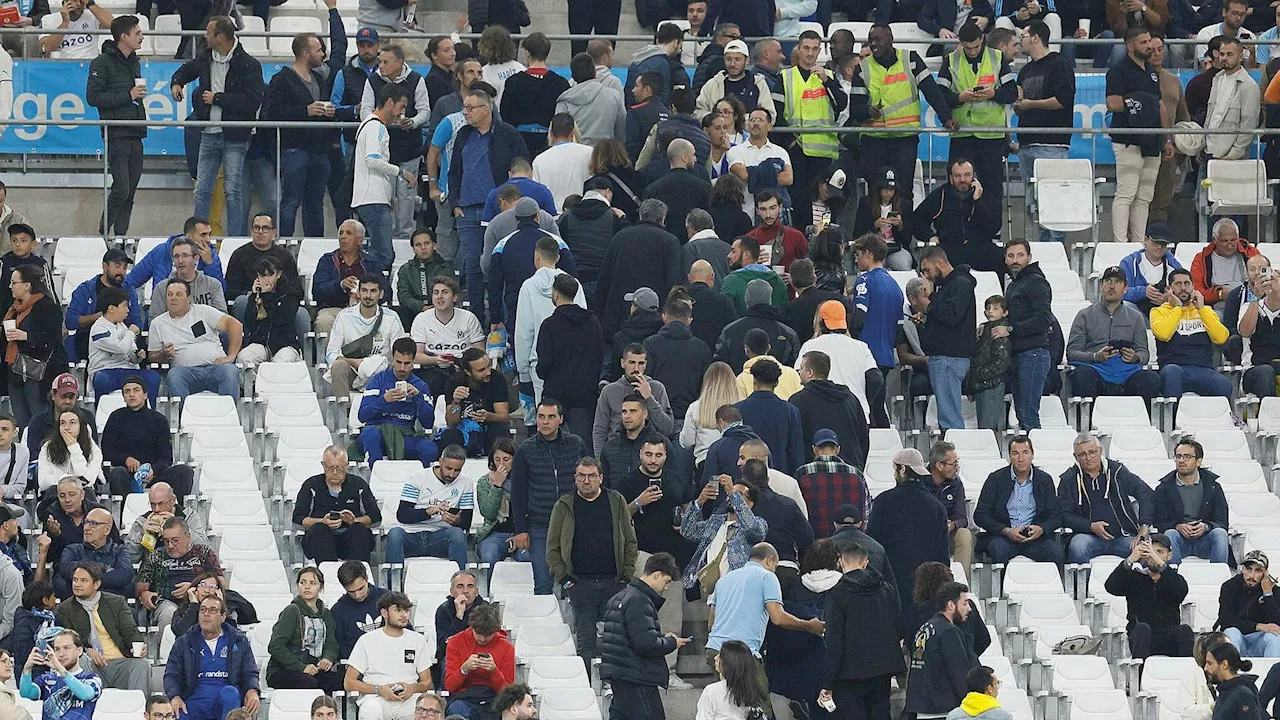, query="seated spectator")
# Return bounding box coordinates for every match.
[266,567,342,692]
[411,277,484,401]
[1151,268,1232,399]
[0,502,31,582]
[444,603,515,718]
[1120,222,1181,315]
[700,405,760,484]
[170,571,258,637]
[125,482,206,563]
[680,476,766,594]
[791,351,870,468]
[593,344,675,455]
[314,220,384,337]
[974,435,1065,565]
[736,329,801,400]
[150,237,228,320]
[25,374,96,459]
[64,248,141,365]
[358,338,438,465]
[535,275,603,442]
[294,446,380,563]
[1217,550,1280,657]
[600,394,672,487]
[1067,267,1161,400]
[147,280,244,400]
[326,274,406,401]
[225,214,301,303]
[853,169,915,272]
[342,592,433,720]
[722,236,787,314]
[126,217,224,291]
[1154,437,1230,564]
[387,445,474,569]
[87,287,160,401]
[476,439,530,567]
[136,516,222,635]
[0,223,46,322]
[163,595,261,719]
[102,377,192,498]
[332,561,391,659]
[397,229,454,328]
[1058,432,1155,564]
[54,508,130,598]
[37,410,104,493]
[604,289,664,384]
[736,362,804,474]
[5,264,69,427]
[41,477,114,572]
[10,580,56,673]
[1222,254,1270,365]
[912,159,1003,272]
[440,348,512,457]
[1104,532,1194,659]
[434,570,490,677]
[53,562,148,692]
[238,258,303,364]
[1237,263,1280,398]
[715,279,799,373]
[0,519,19,638]
[680,362,743,470]
[795,301,877,426]
[1191,219,1259,313]
[18,629,102,717]
[0,647,30,720]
